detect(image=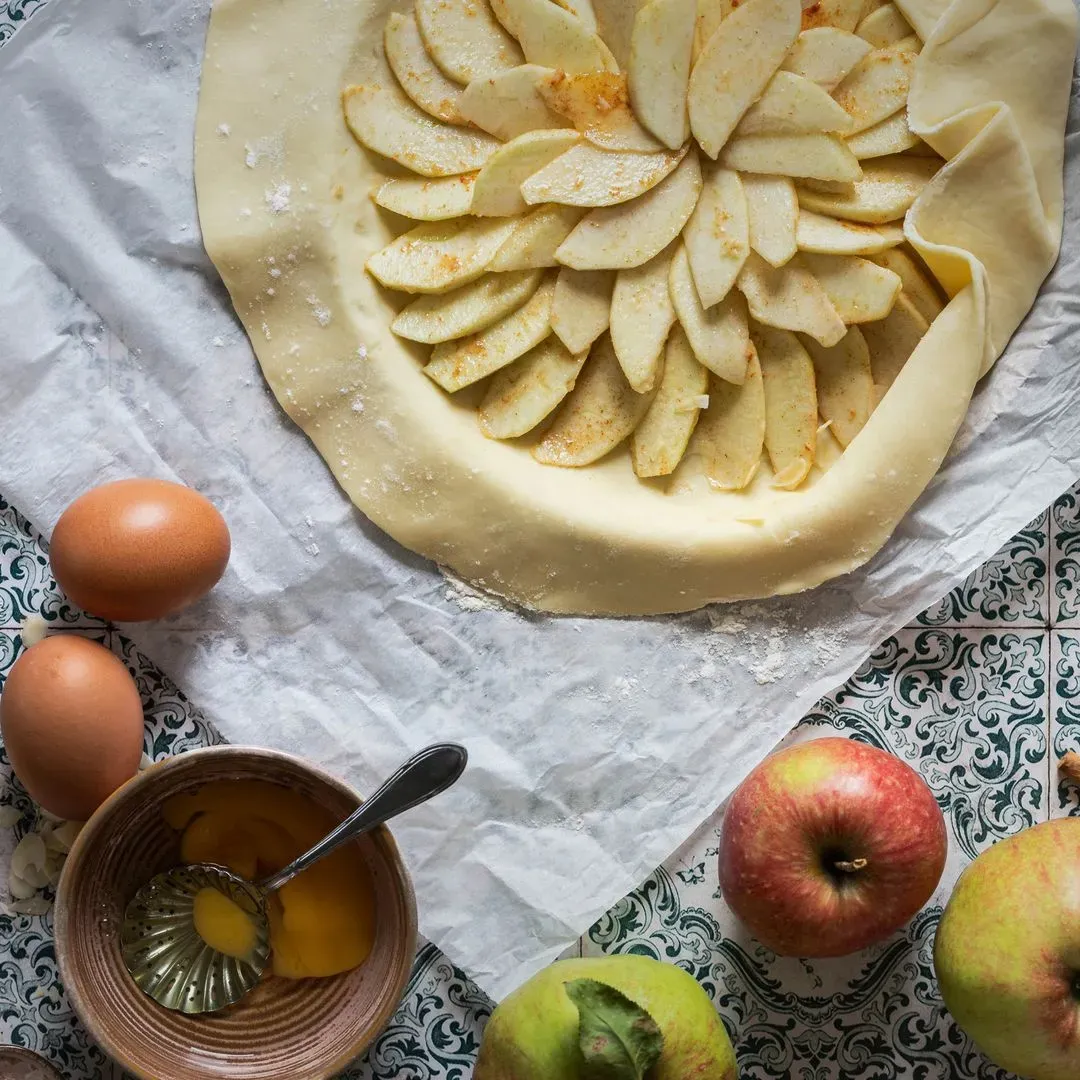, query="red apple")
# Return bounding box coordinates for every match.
[718,737,947,957]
